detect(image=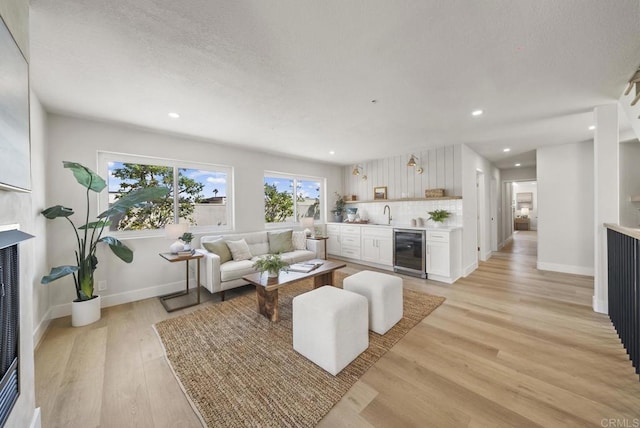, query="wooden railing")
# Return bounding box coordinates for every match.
[606,225,640,379]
